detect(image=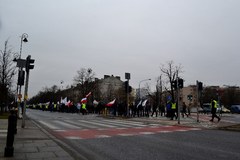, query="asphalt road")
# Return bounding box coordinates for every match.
[27,109,240,160]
